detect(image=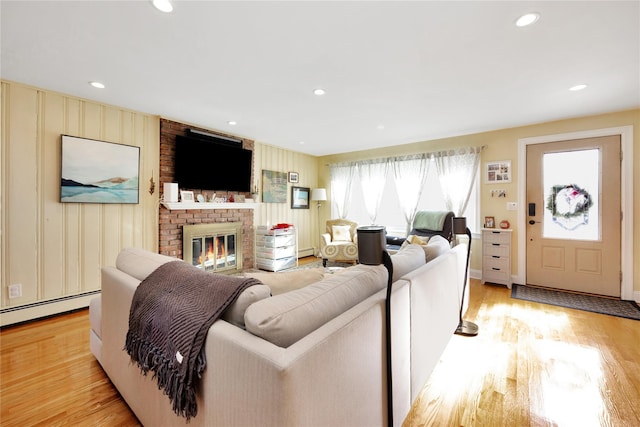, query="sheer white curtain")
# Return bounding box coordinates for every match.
[392,154,430,234]
[329,162,356,219]
[358,159,389,224]
[433,147,482,216]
